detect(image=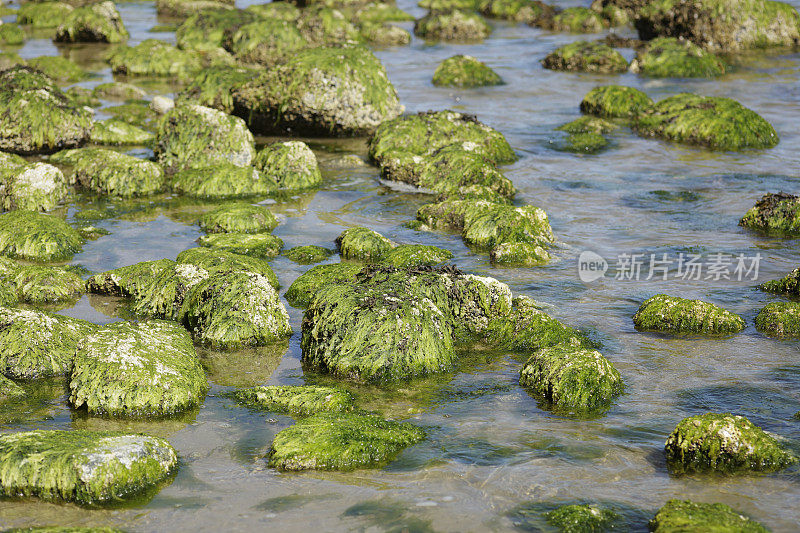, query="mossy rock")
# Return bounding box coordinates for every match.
[295,5,361,45]
[546,504,620,532]
[244,1,300,21]
[223,18,308,66]
[64,86,100,108]
[0,210,83,261]
[103,102,157,131]
[51,147,164,197]
[176,65,257,114]
[91,81,146,101]
[232,44,403,136]
[550,7,608,32]
[382,244,453,268]
[580,85,654,119]
[414,9,491,42]
[197,232,284,259]
[418,0,480,11]
[198,203,278,234]
[85,258,175,297]
[268,412,425,470]
[633,294,745,335]
[542,40,628,73]
[754,301,800,338]
[760,267,800,295]
[636,0,800,53]
[156,0,234,17]
[53,1,128,43]
[352,3,414,23]
[175,8,256,51]
[283,245,333,264]
[27,56,87,82]
[0,52,26,71]
[432,55,503,88]
[70,320,209,417]
[557,115,618,134]
[90,118,154,146]
[0,24,25,45]
[13,265,84,304]
[360,22,411,46]
[664,412,797,474]
[154,104,255,174]
[478,0,554,24]
[0,66,93,155]
[176,247,278,288]
[0,158,68,212]
[555,131,609,154]
[649,499,769,533]
[489,241,551,265]
[631,37,726,78]
[253,141,323,191]
[233,385,354,415]
[170,163,277,198]
[0,430,177,504]
[17,2,75,28]
[0,306,97,379]
[284,262,362,307]
[634,93,778,151]
[740,192,800,234]
[107,39,202,79]
[0,374,25,401]
[336,226,395,261]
